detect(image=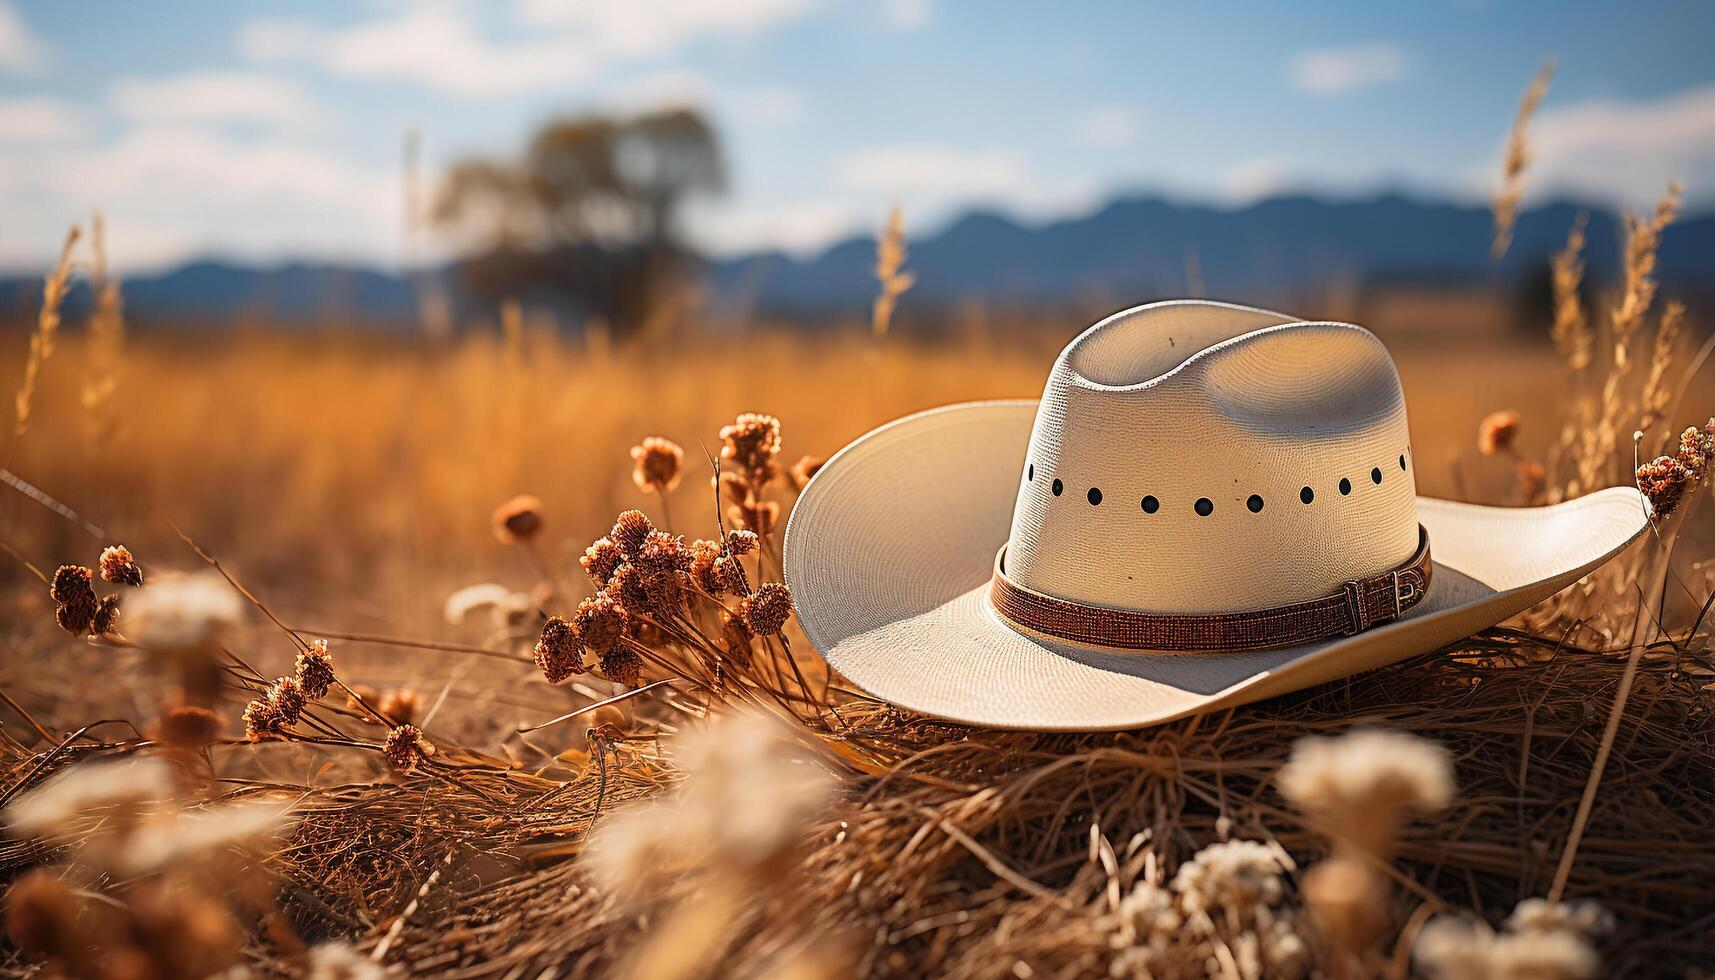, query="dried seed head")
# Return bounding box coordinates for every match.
[607,564,651,617]
[1478,410,1520,456]
[1516,460,1547,503]
[4,869,78,959]
[575,594,627,657]
[716,470,749,505]
[294,639,336,700]
[742,582,794,636]
[1171,839,1289,915]
[720,413,783,479]
[534,615,586,684]
[1278,728,1453,855]
[491,494,545,543]
[731,500,780,536]
[268,676,307,726]
[787,454,824,491]
[726,529,759,557]
[55,597,97,636]
[377,688,419,726]
[1636,455,1691,518]
[713,554,750,596]
[383,725,432,772]
[125,573,244,653]
[599,647,644,687]
[1676,419,1715,479]
[688,539,725,595]
[306,941,387,980]
[581,537,624,587]
[90,594,121,635]
[635,530,690,577]
[156,705,223,749]
[610,510,655,558]
[242,696,287,741]
[720,611,755,666]
[49,564,95,608]
[98,545,143,586]
[630,436,684,494]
